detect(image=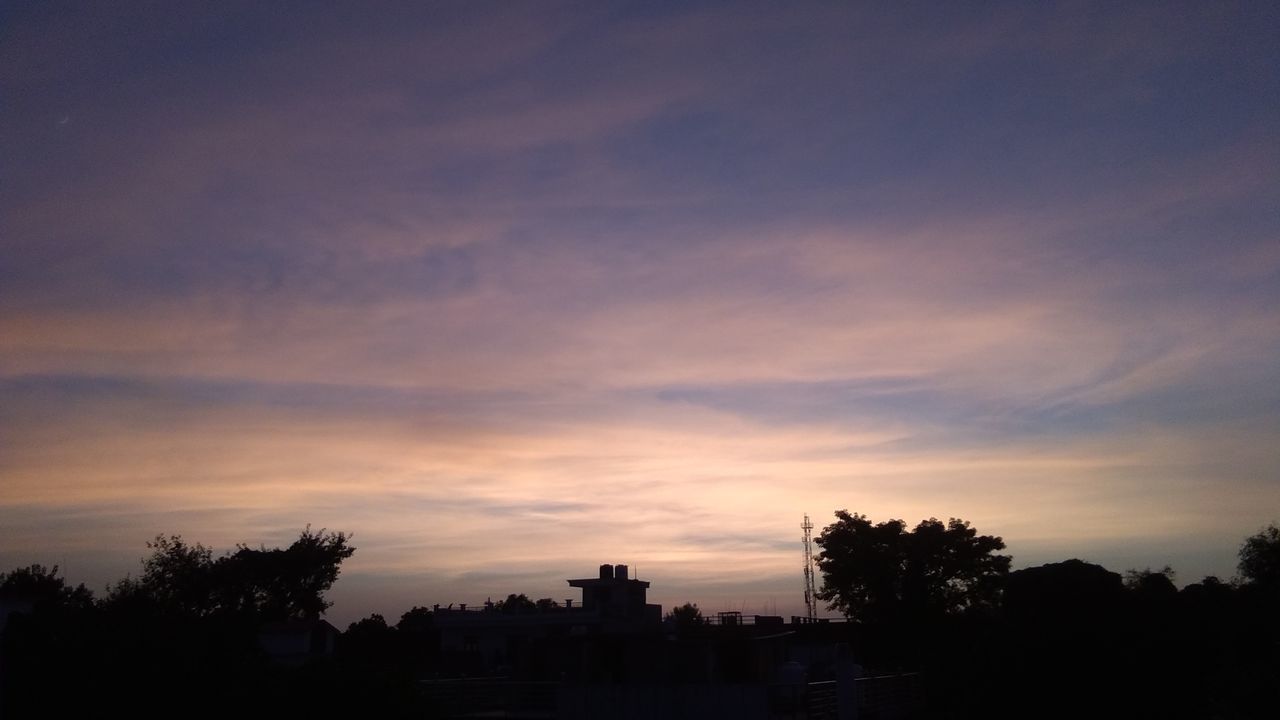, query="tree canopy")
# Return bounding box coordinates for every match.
[493,593,537,613]
[0,564,94,611]
[665,602,704,628]
[814,511,1010,623]
[1003,559,1124,619]
[104,526,354,621]
[1124,566,1178,600]
[1237,522,1280,591]
[397,605,435,633]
